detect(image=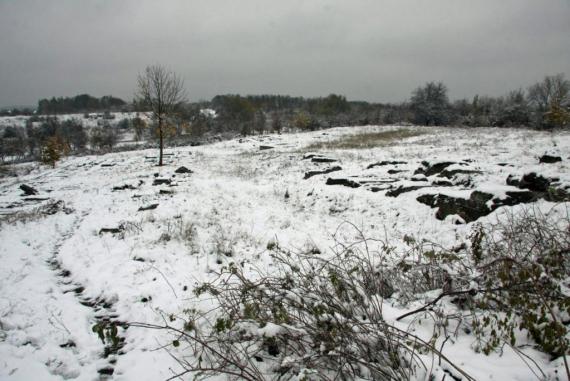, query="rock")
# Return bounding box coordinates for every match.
[23,197,49,202]
[99,226,124,235]
[302,153,319,160]
[367,160,407,169]
[493,191,537,207]
[174,166,193,174]
[311,157,337,163]
[153,178,171,186]
[260,145,274,150]
[506,174,520,187]
[432,179,453,187]
[138,203,159,211]
[410,174,428,182]
[422,161,456,176]
[325,178,361,188]
[112,184,136,191]
[304,166,342,179]
[438,169,482,179]
[101,163,116,167]
[388,169,407,174]
[20,184,38,196]
[159,189,174,195]
[539,154,562,164]
[417,191,494,223]
[518,172,550,192]
[386,185,429,197]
